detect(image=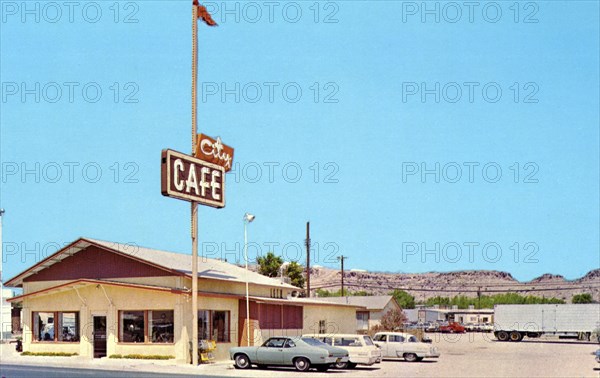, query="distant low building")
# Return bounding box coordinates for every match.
[311,295,401,332]
[409,305,494,324]
[1,288,14,340]
[435,306,494,324]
